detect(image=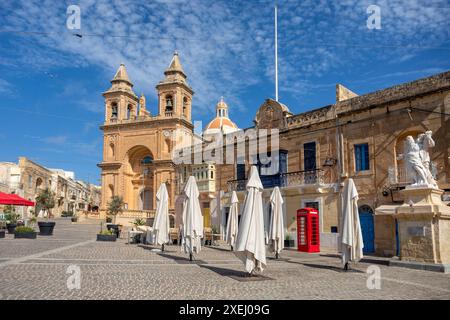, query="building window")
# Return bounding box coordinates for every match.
[165,95,173,112]
[304,142,317,171]
[210,171,214,179]
[355,143,370,171]
[28,175,32,188]
[183,97,188,116]
[127,105,133,119]
[111,103,118,118]
[236,163,246,180]
[141,156,153,164]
